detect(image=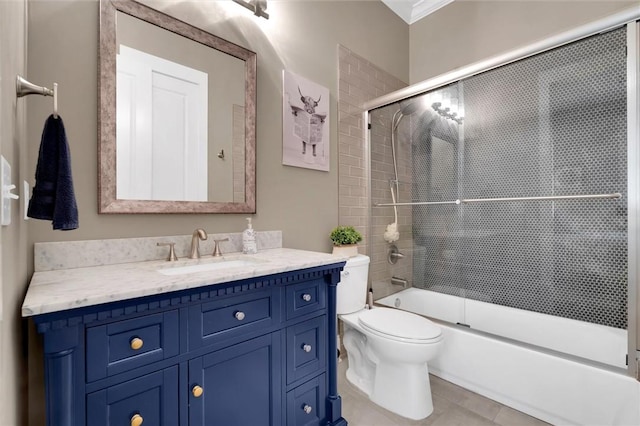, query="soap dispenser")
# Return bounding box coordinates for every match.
[242,217,258,254]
